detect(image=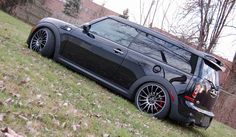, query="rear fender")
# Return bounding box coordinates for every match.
[130,76,188,121]
[129,76,179,116]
